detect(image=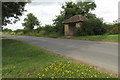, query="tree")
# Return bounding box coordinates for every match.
[3,28,12,32]
[22,13,40,30]
[62,1,96,19]
[2,2,29,25]
[53,14,64,34]
[53,1,96,34]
